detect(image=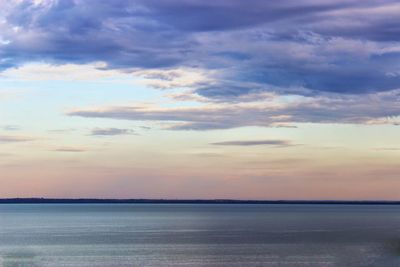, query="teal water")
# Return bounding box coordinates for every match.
[0,204,400,266]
